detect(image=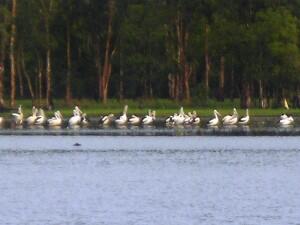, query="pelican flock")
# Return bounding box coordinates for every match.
[2,104,299,129]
